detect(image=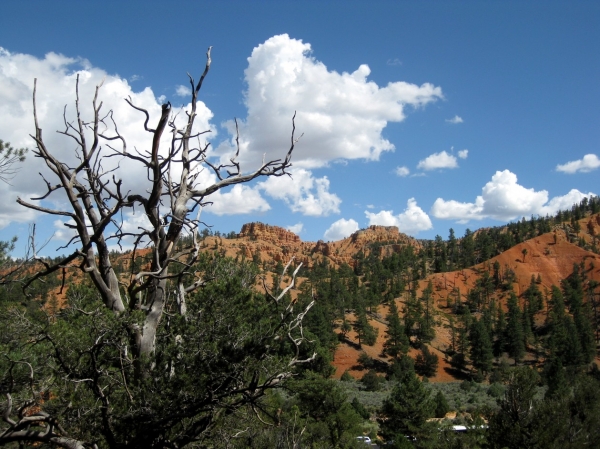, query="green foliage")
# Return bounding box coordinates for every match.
[0,254,317,447]
[489,367,600,449]
[3,192,599,446]
[469,318,493,374]
[290,374,364,448]
[361,369,383,392]
[434,390,450,418]
[0,139,27,184]
[358,351,375,370]
[353,307,378,347]
[351,397,370,420]
[487,382,505,399]
[384,300,409,359]
[415,345,439,378]
[341,369,353,382]
[387,354,416,382]
[488,366,541,448]
[378,364,435,446]
[532,374,600,449]
[505,292,525,364]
